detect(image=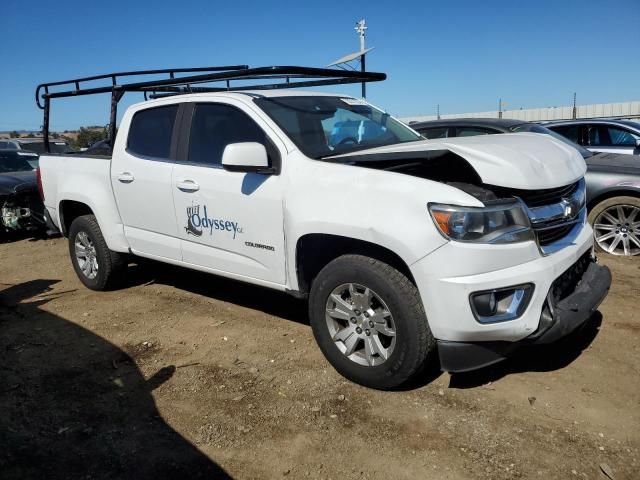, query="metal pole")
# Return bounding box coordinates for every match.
[437,104,440,120]
[361,53,366,98]
[109,89,123,150]
[356,19,367,98]
[498,98,502,119]
[573,92,577,119]
[43,96,51,153]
